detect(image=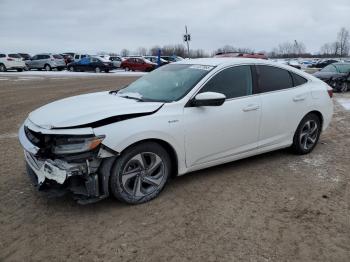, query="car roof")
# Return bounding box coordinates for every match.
[175,58,278,66]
